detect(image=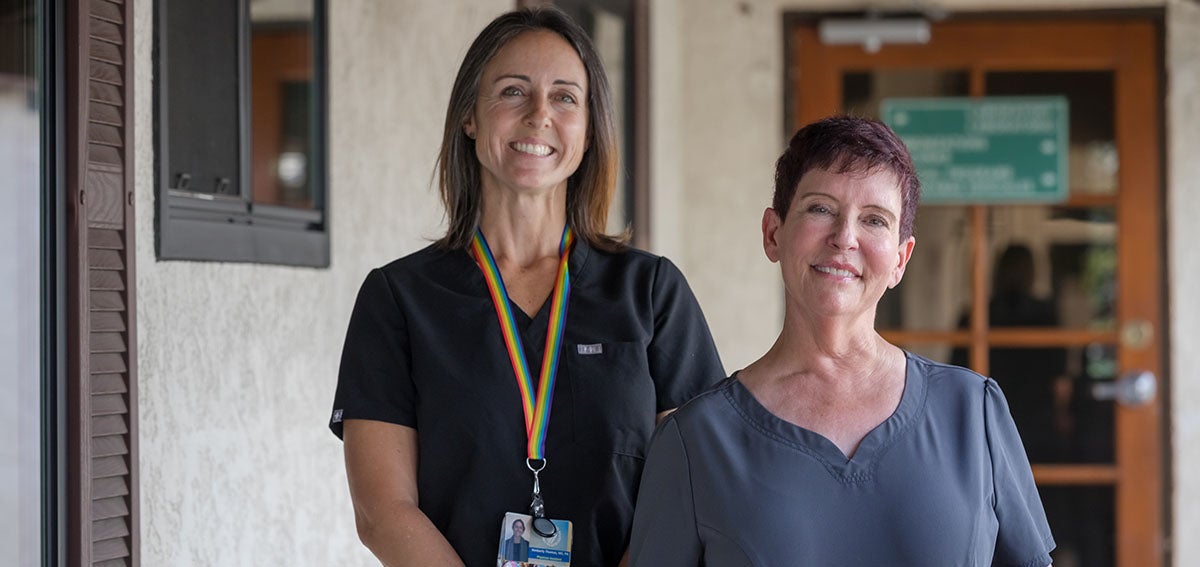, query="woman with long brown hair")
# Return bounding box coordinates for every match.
[330,8,724,566]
